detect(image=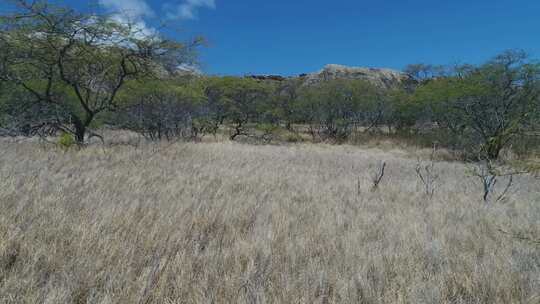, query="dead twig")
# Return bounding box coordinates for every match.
[469,158,529,203]
[415,145,439,198]
[370,161,386,191]
[498,227,540,246]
